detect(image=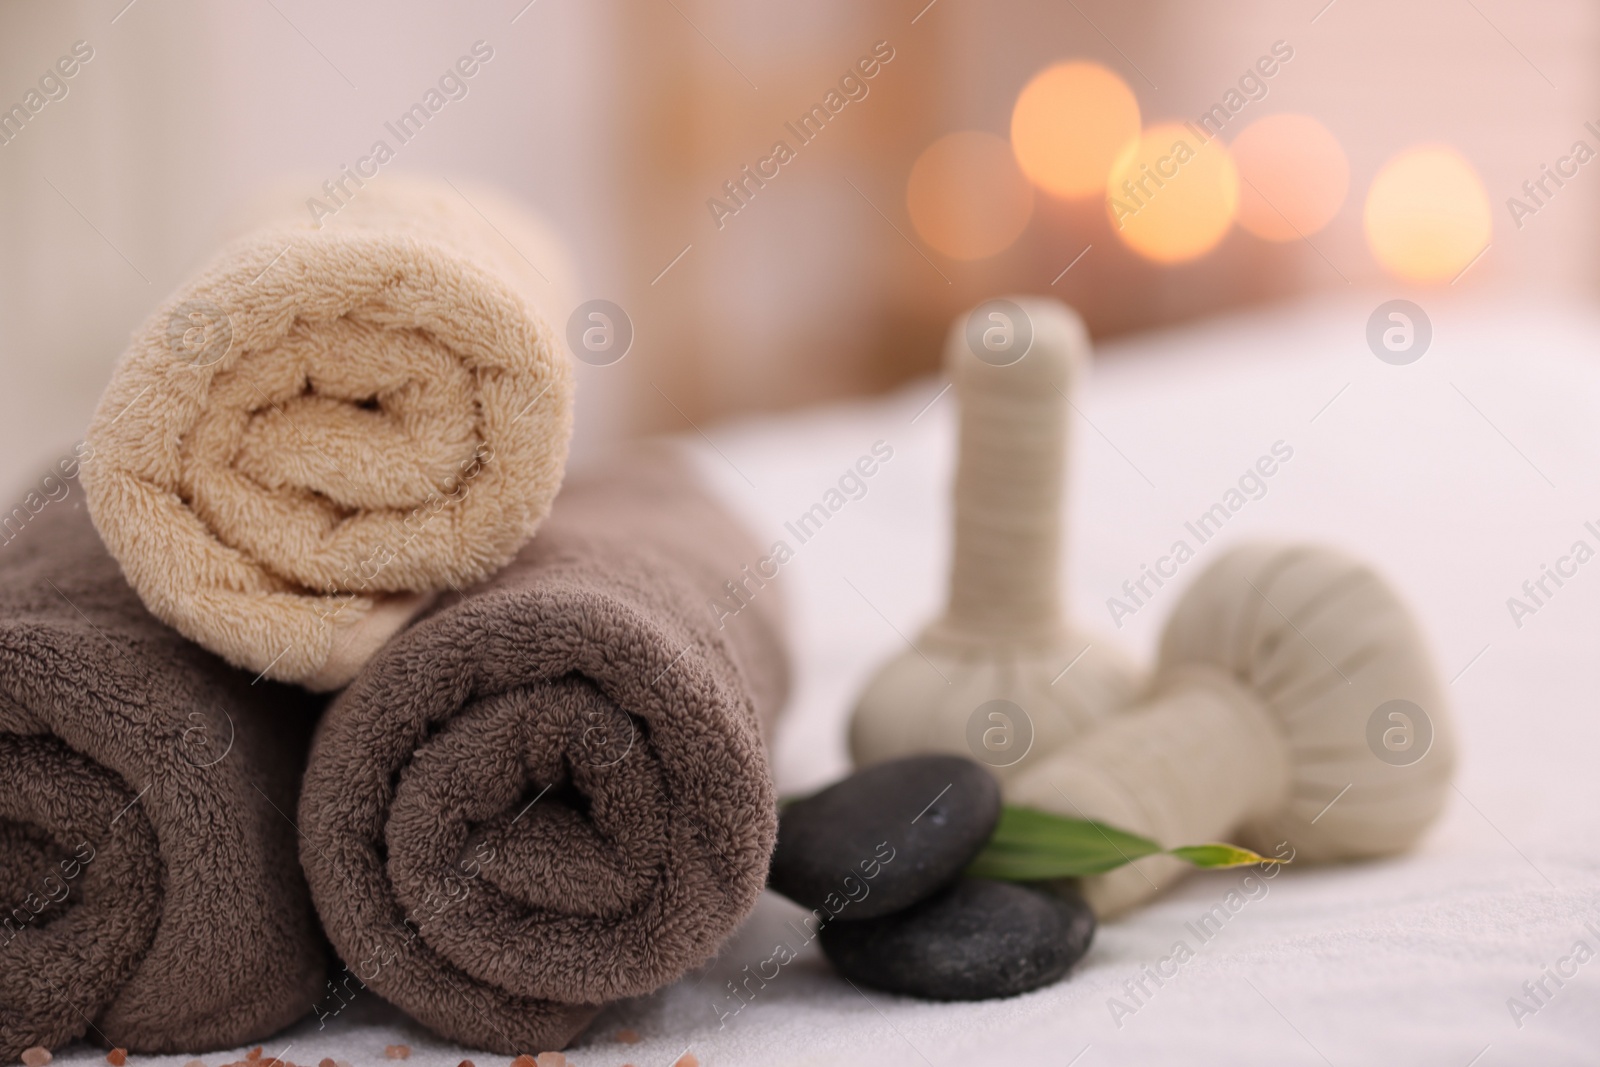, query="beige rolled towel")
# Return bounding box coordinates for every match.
[81,177,575,690]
